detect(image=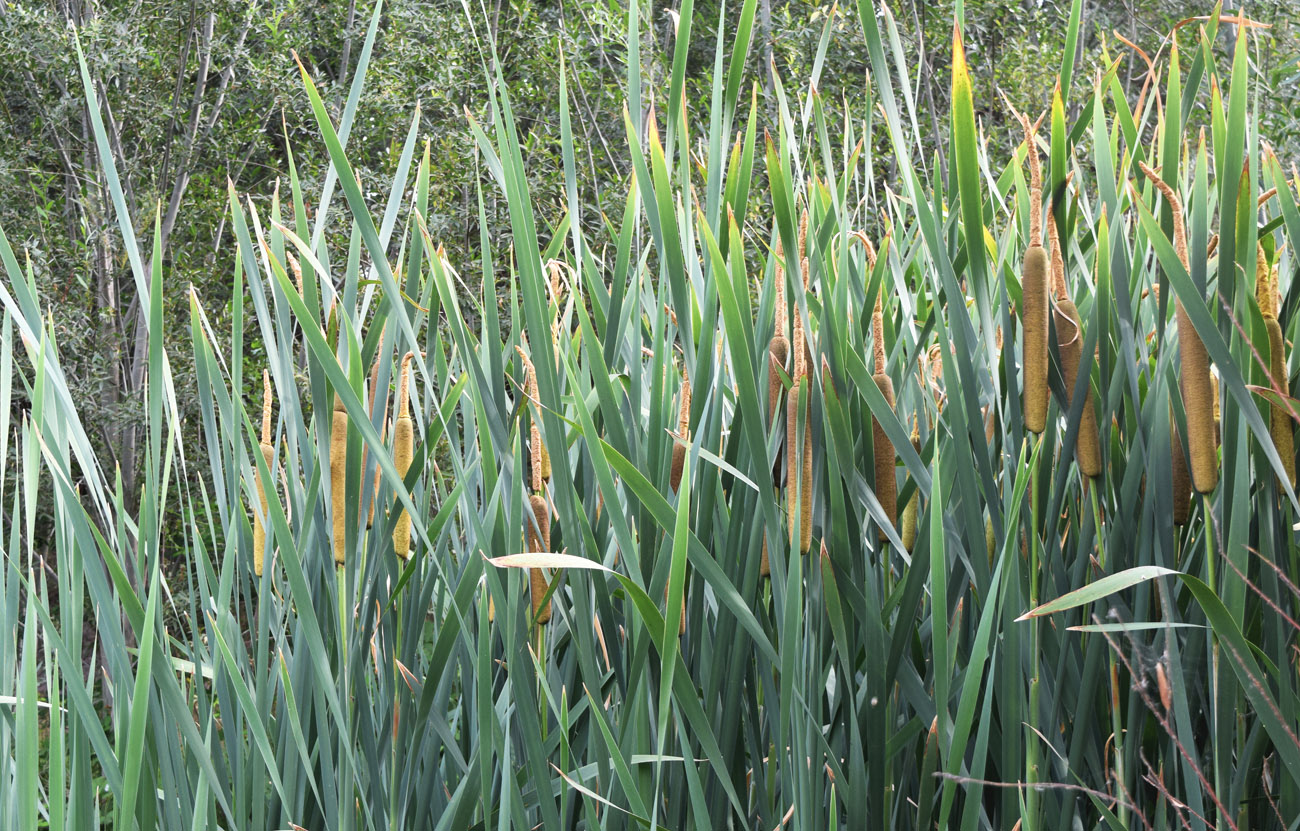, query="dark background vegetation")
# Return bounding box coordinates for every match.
[2,0,1297,535]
